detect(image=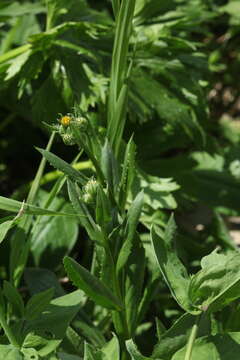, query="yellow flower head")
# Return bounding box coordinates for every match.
[60,115,71,127]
